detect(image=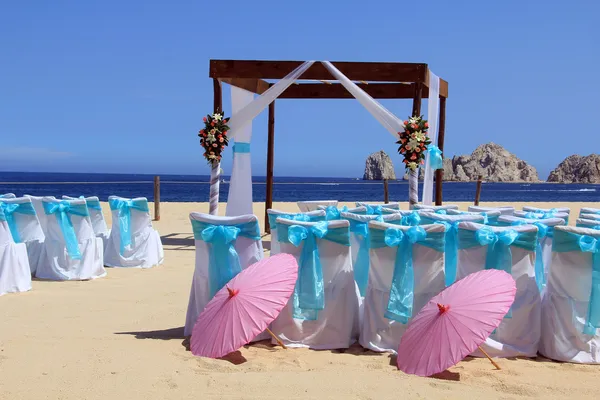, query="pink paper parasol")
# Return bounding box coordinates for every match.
[190,253,298,358]
[397,269,516,376]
